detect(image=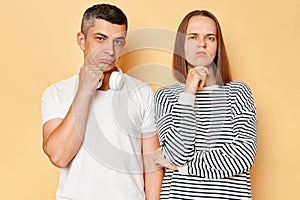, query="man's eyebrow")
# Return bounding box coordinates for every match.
[93,33,125,40]
[114,36,126,40]
[94,33,108,38]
